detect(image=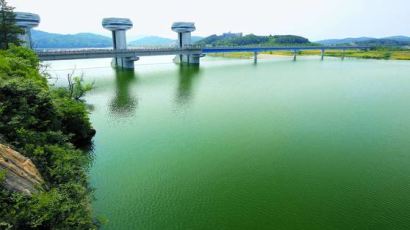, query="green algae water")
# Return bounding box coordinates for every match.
[48,56,410,229]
